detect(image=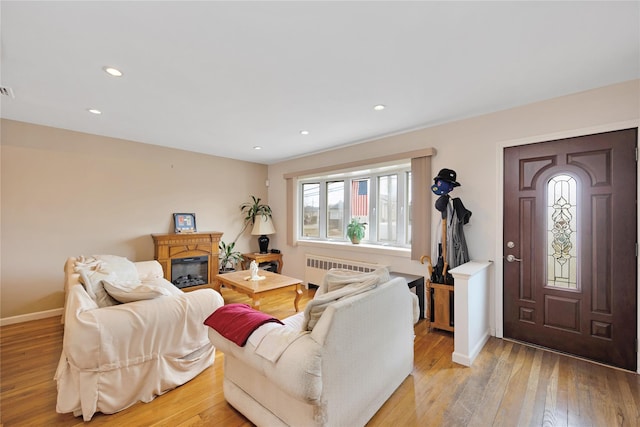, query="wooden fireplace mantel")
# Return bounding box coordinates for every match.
[151,231,223,291]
